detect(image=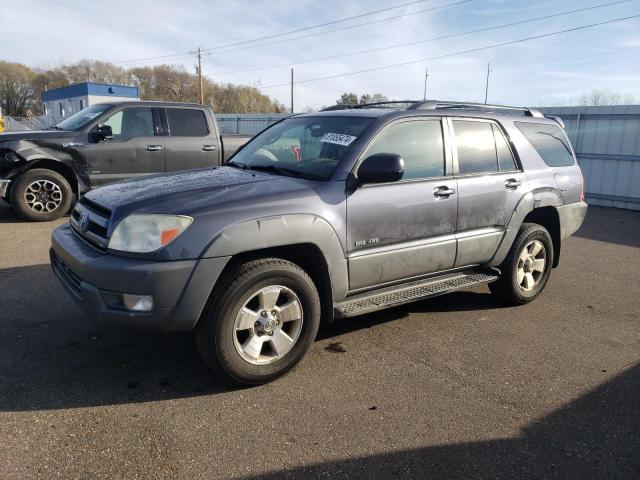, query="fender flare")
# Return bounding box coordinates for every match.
[490,188,563,267]
[203,214,349,300]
